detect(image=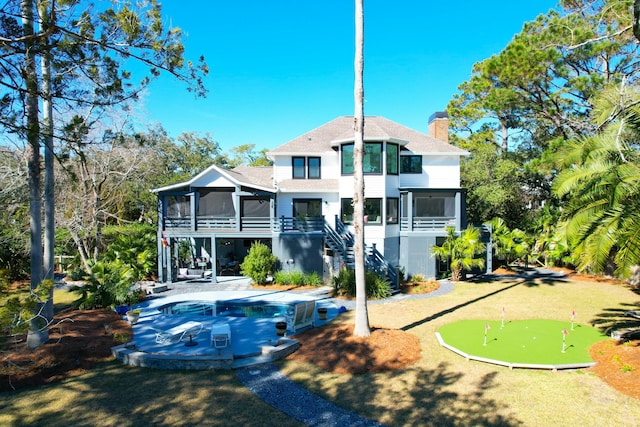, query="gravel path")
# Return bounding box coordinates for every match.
[236,363,385,427]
